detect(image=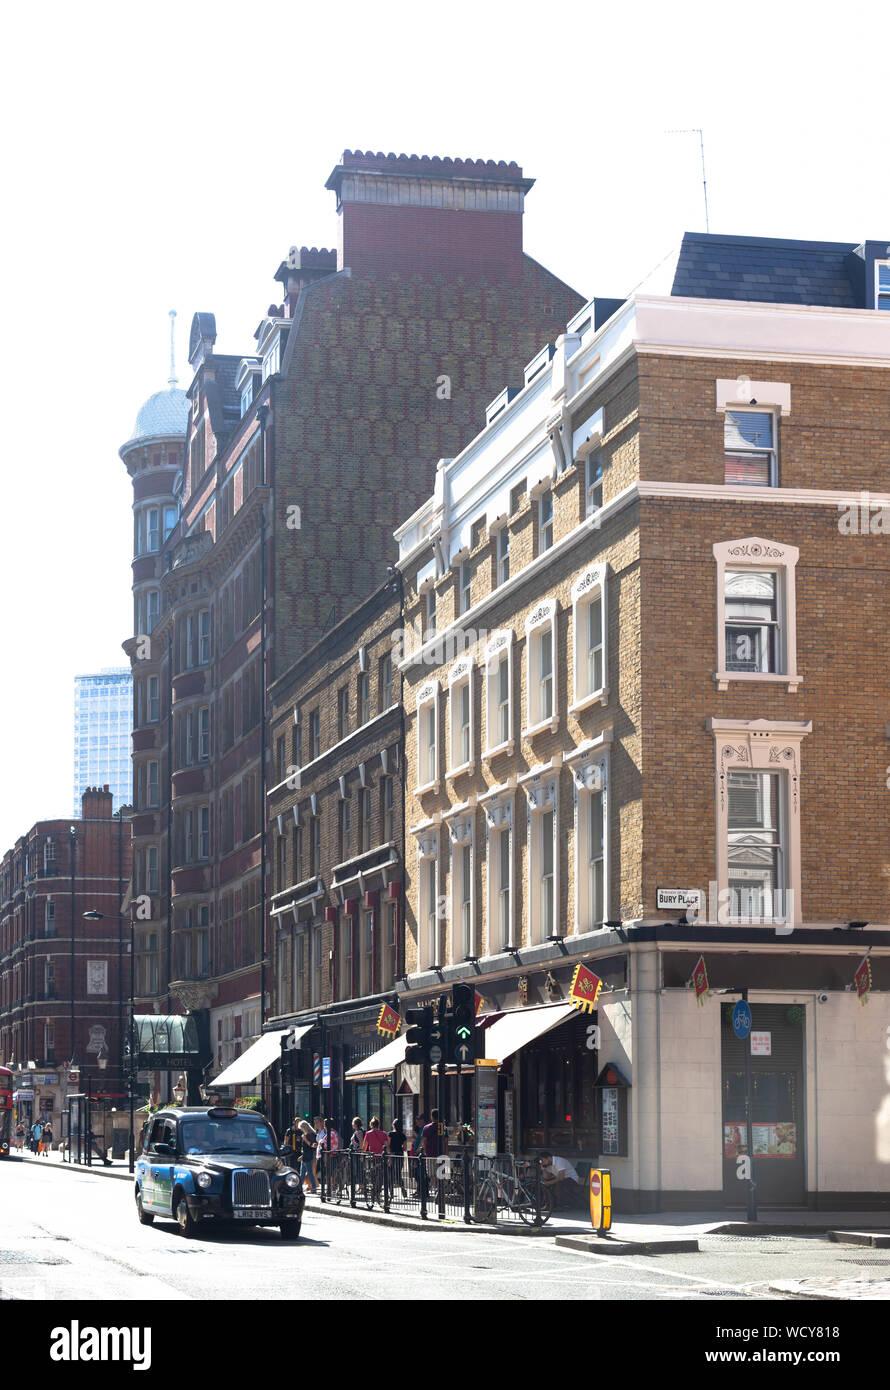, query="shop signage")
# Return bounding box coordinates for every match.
[656,888,703,912]
[732,1001,752,1039]
[750,1031,772,1056]
[376,1003,401,1037]
[321,1057,331,1089]
[568,963,603,1013]
[692,955,709,1005]
[313,1054,321,1084]
[474,991,485,1016]
[853,954,872,1005]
